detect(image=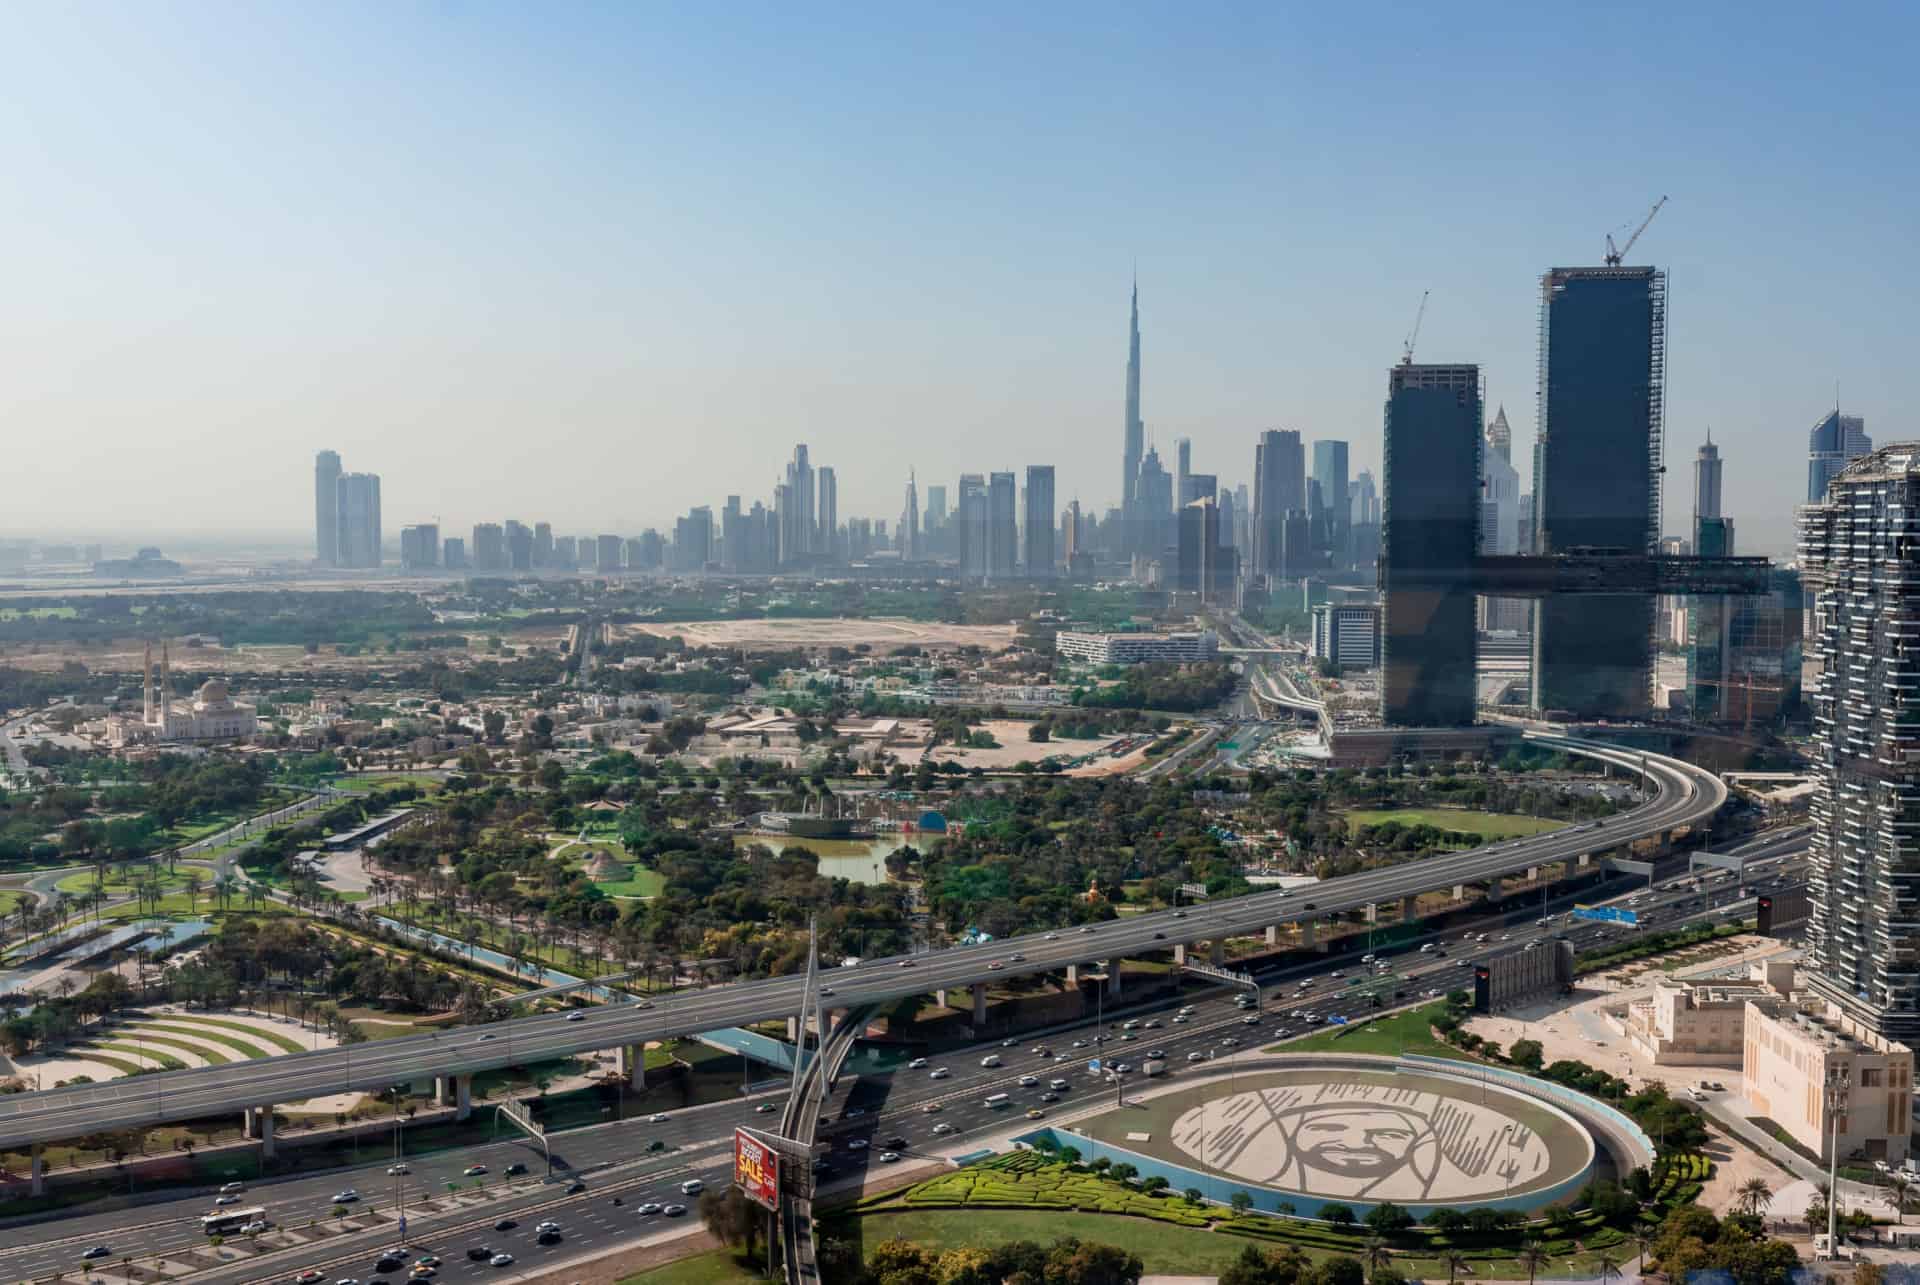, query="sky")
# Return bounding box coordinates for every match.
[4,2,1914,559]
